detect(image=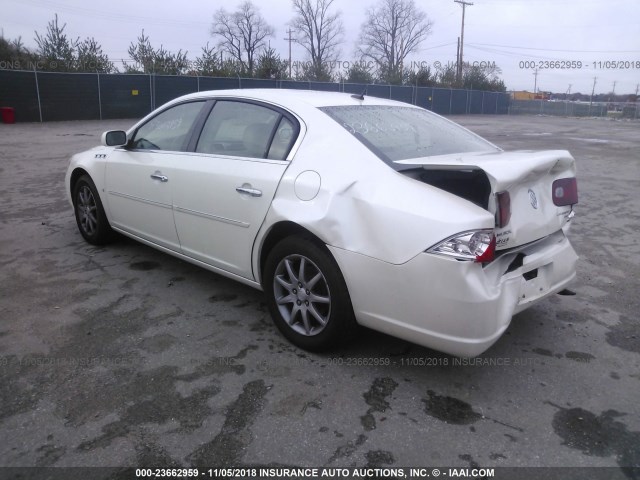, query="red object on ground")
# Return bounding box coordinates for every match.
[1,107,16,124]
